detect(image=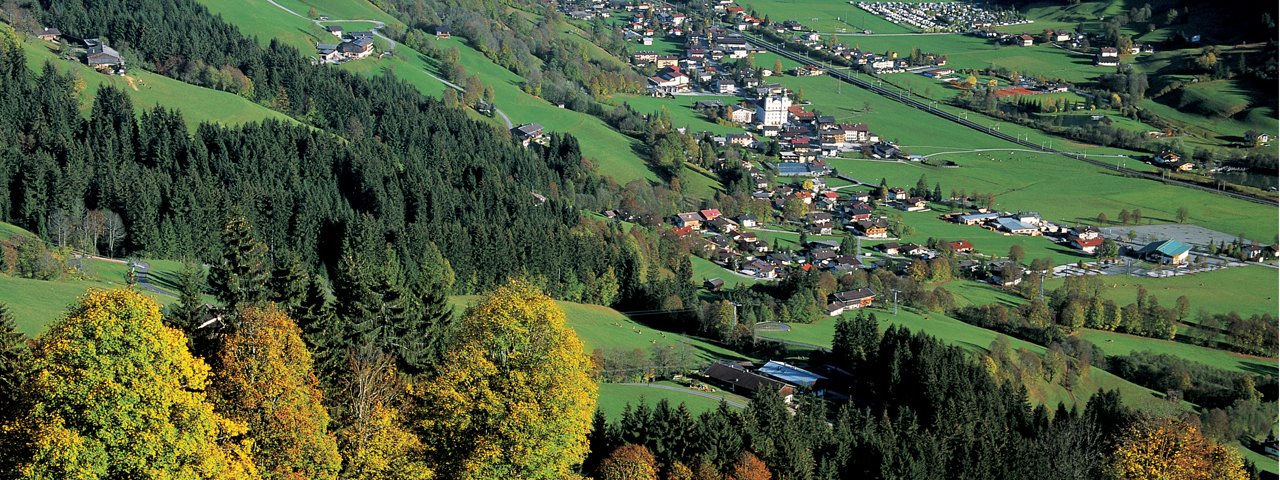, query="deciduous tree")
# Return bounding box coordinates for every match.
[597,444,658,480]
[1108,417,1247,480]
[4,289,257,478]
[210,304,342,480]
[413,280,597,479]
